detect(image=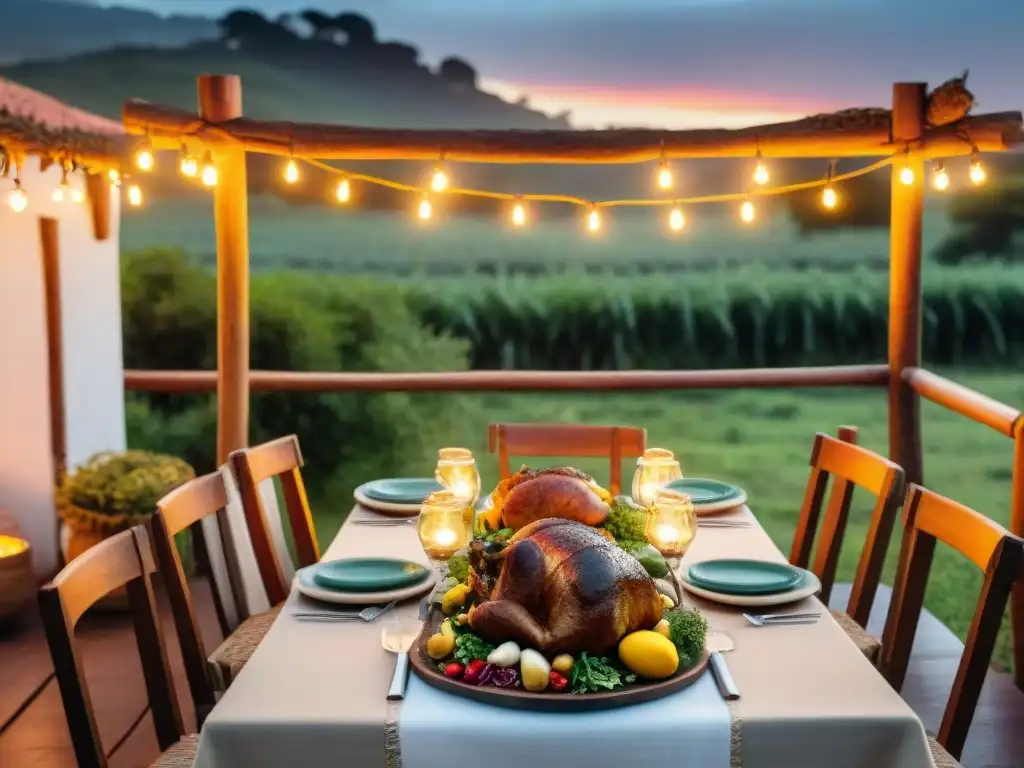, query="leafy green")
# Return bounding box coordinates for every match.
[453,633,495,665]
[447,555,469,582]
[615,538,648,555]
[570,652,625,694]
[602,499,648,544]
[664,607,709,667]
